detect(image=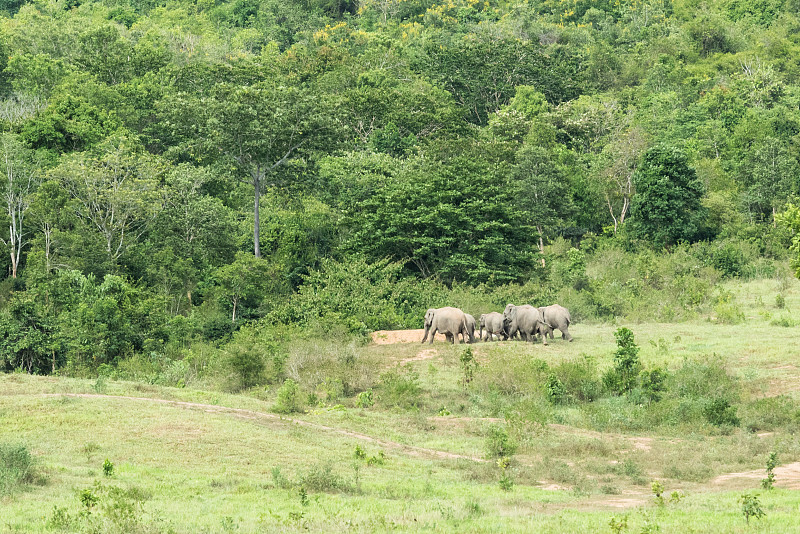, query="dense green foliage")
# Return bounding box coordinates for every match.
[0,0,799,375]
